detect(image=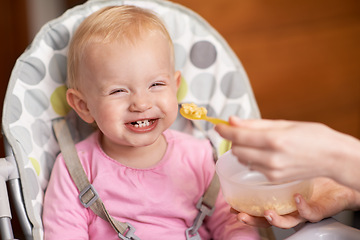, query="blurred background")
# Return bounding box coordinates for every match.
[1,0,360,238]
